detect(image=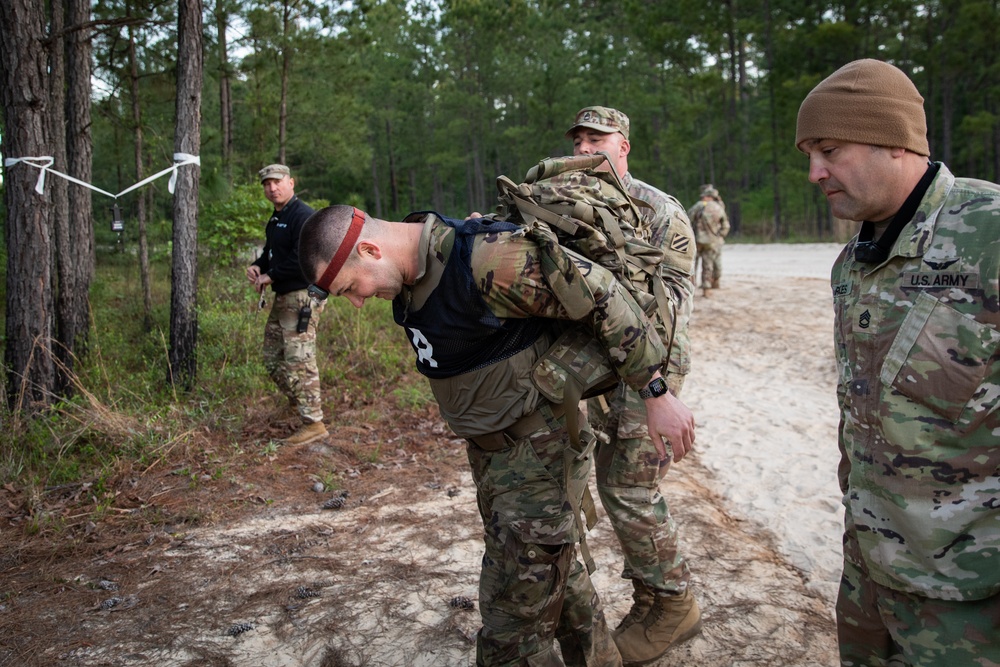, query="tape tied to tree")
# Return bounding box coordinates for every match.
[3,153,201,198]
